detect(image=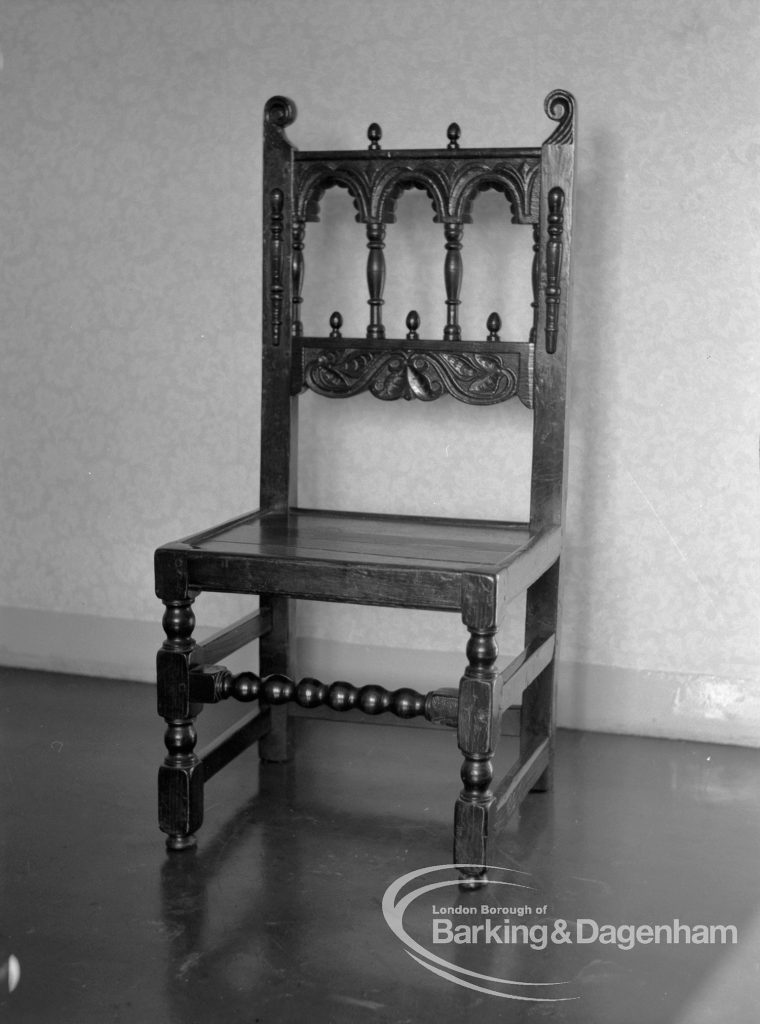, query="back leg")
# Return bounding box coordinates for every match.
[521,559,560,792]
[258,595,295,763]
